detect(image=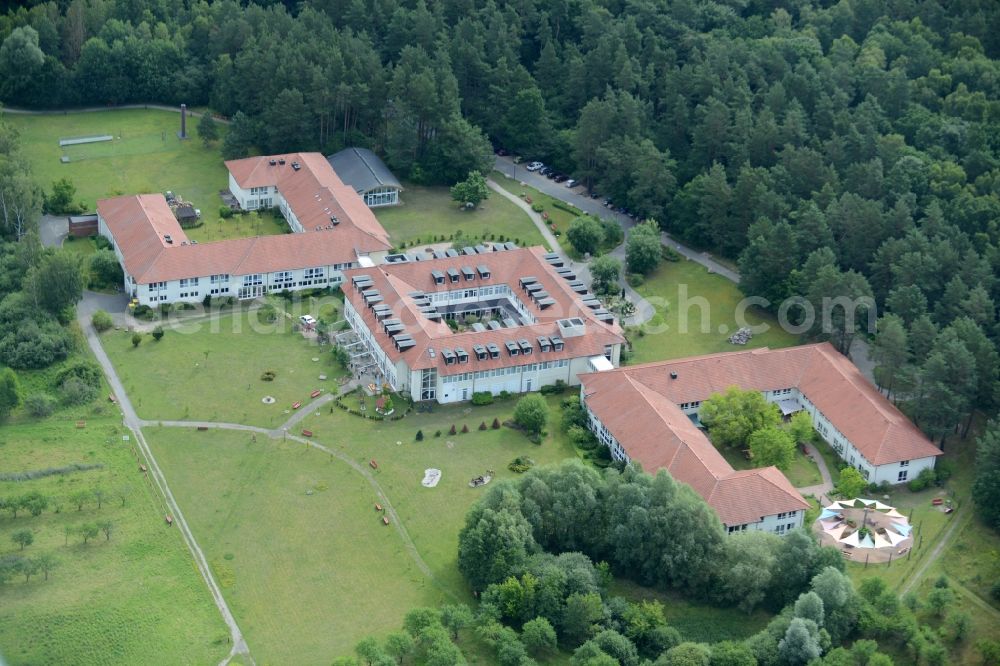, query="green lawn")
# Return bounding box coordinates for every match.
[627,259,800,364]
[375,184,547,250]
[144,397,577,663]
[184,209,289,244]
[491,172,582,256]
[718,444,823,488]
[102,306,348,427]
[609,578,773,643]
[6,109,228,221]
[0,418,228,666]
